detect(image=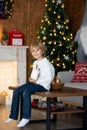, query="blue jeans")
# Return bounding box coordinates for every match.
[9,82,47,120]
